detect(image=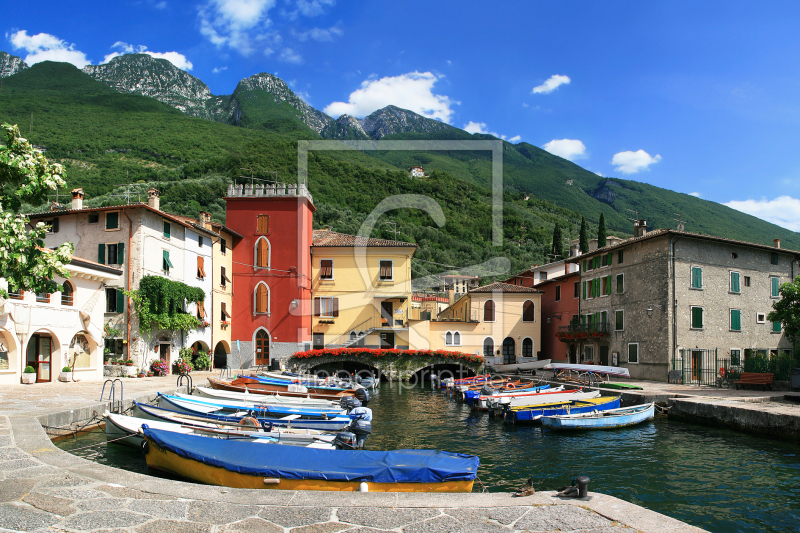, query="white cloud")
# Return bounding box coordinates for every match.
[611,149,662,174]
[8,30,91,68]
[724,196,800,232]
[295,26,342,42]
[532,74,570,94]
[689,191,701,197]
[199,0,277,55]
[212,66,228,73]
[285,0,335,20]
[278,47,302,63]
[542,139,587,161]
[508,135,521,143]
[324,71,458,123]
[102,42,193,70]
[462,121,519,141]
